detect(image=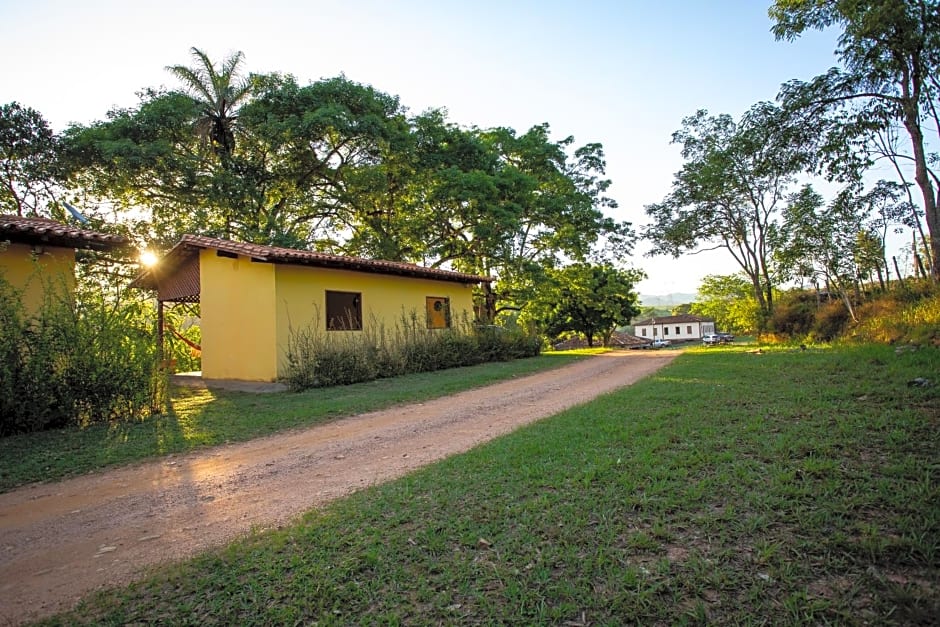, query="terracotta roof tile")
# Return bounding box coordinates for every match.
[0,215,130,251]
[131,234,492,293]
